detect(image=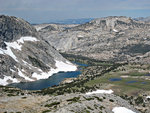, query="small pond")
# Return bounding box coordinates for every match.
[72,62,88,67]
[109,78,122,81]
[144,73,150,76]
[126,81,137,84]
[141,82,147,84]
